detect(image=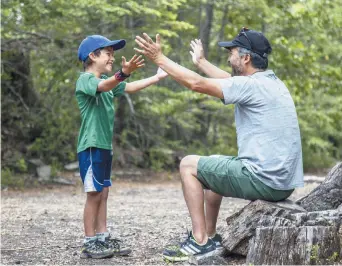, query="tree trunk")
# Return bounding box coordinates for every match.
[216,4,229,64]
[297,162,342,211]
[200,1,214,58]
